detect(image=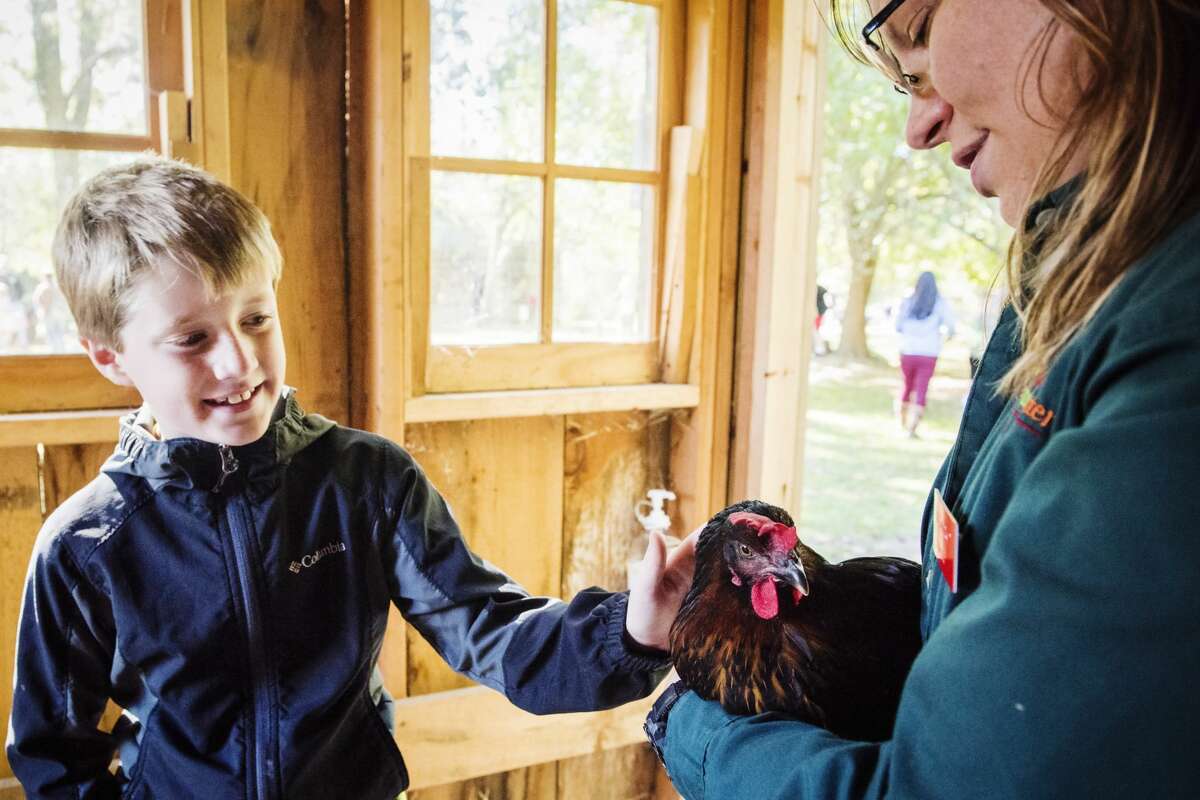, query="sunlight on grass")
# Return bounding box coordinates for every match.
[798,356,971,564]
